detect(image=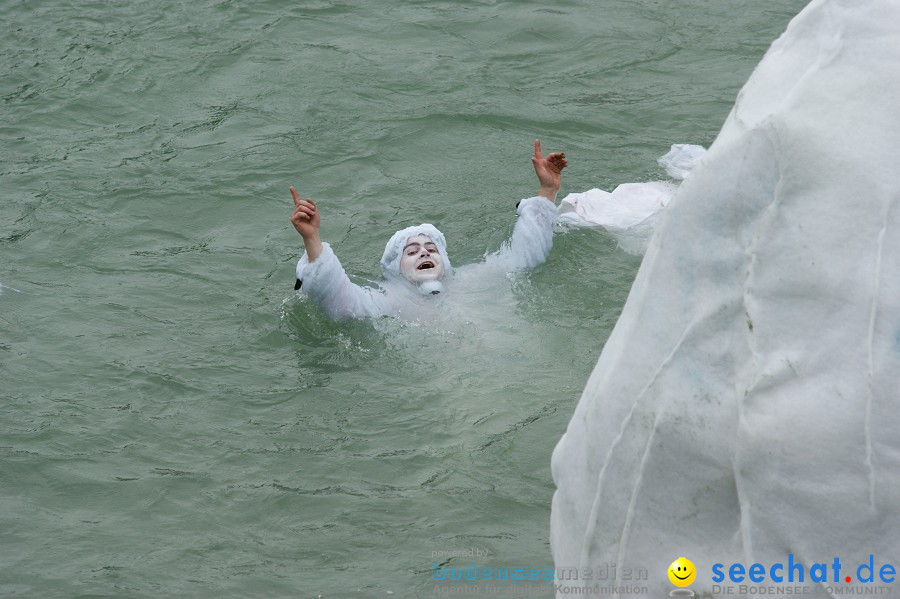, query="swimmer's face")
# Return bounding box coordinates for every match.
[399,234,445,284]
